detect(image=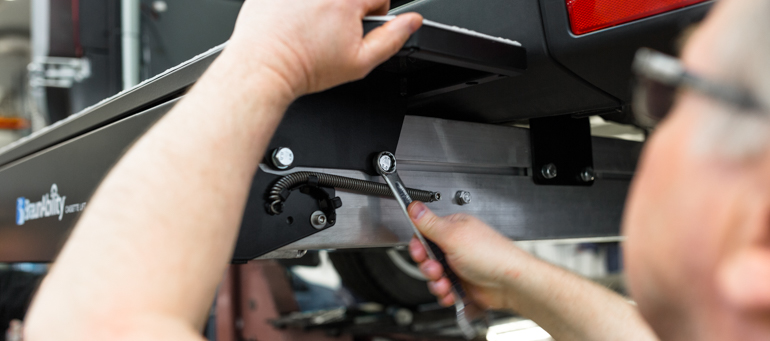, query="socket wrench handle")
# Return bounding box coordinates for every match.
[374,151,476,340]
